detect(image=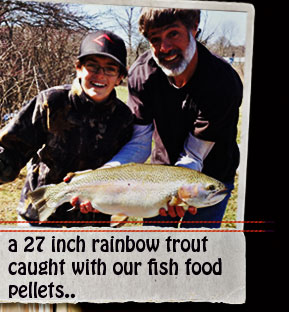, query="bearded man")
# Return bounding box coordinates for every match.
[104,8,243,228]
